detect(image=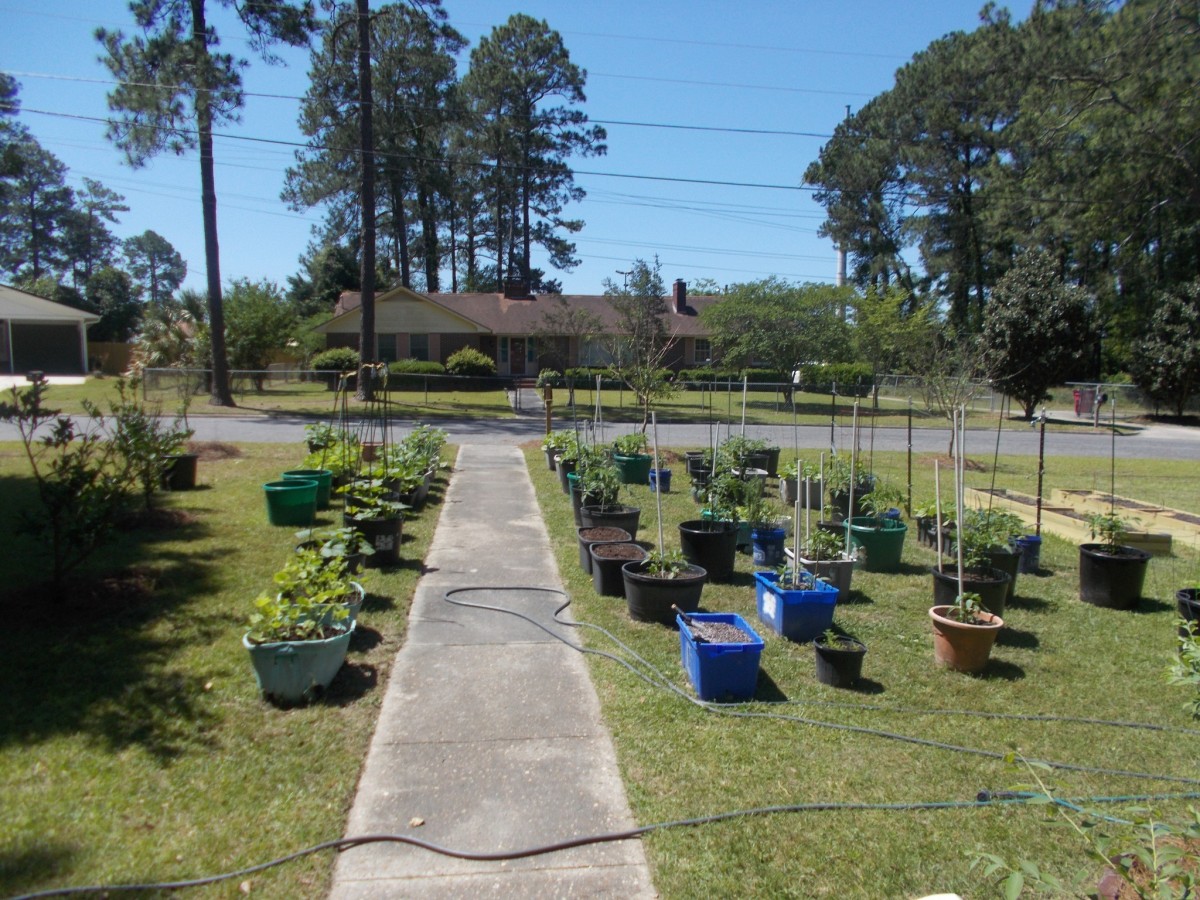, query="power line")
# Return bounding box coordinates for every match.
[5,70,834,138]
